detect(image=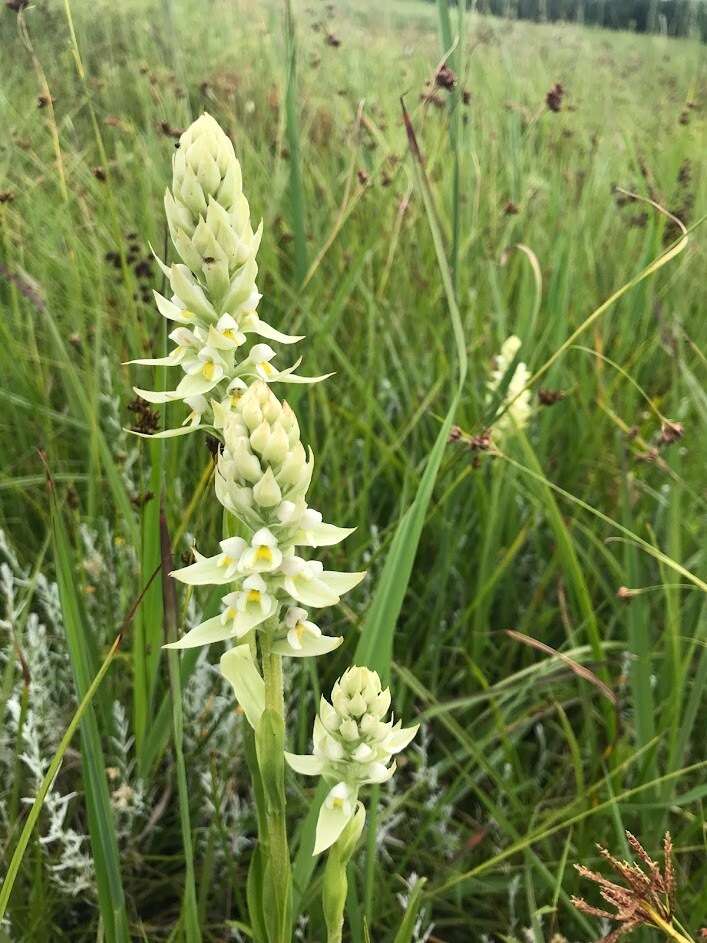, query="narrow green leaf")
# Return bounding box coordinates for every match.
[51,495,130,943]
[161,509,201,943]
[0,633,122,921]
[392,877,427,943]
